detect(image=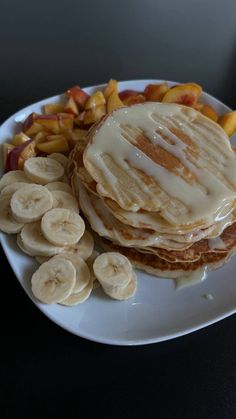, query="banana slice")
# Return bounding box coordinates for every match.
[17,233,35,256]
[103,272,137,301]
[93,252,132,289]
[1,182,31,197]
[35,255,50,264]
[48,153,69,171]
[60,278,93,306]
[11,184,53,223]
[24,157,64,184]
[64,230,94,260]
[31,257,76,304]
[41,208,85,246]
[0,195,24,234]
[86,250,100,289]
[51,190,79,212]
[52,253,90,292]
[0,170,32,192]
[45,181,72,194]
[21,222,64,256]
